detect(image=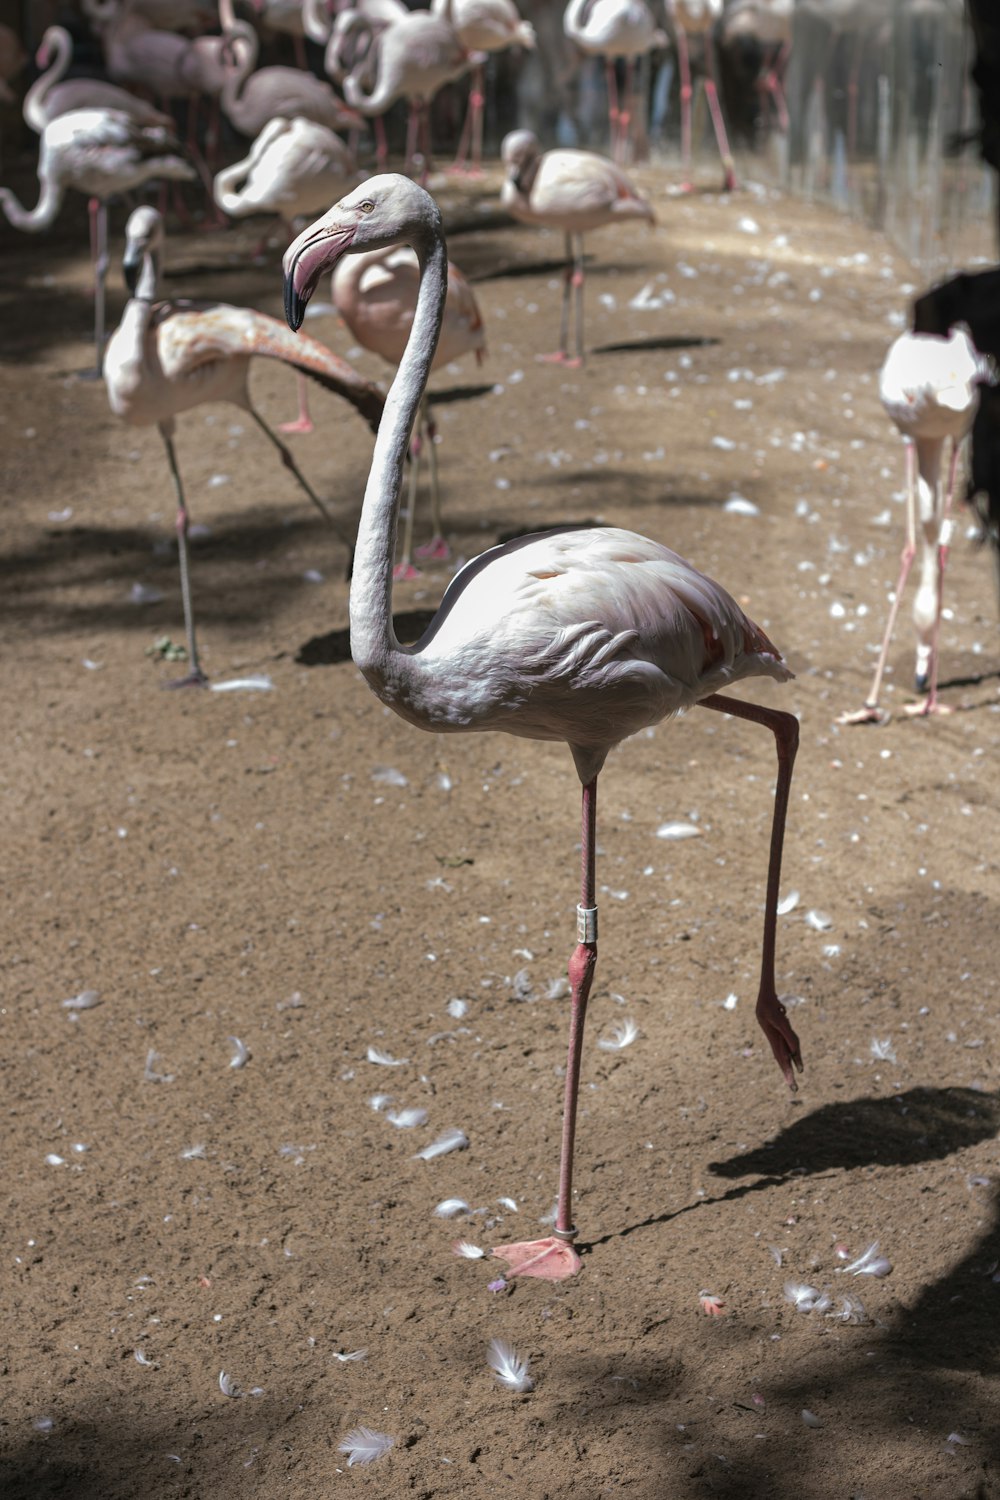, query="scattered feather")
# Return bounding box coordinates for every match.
[209,675,273,693]
[144,1049,174,1084]
[768,1245,783,1267]
[699,1291,726,1316]
[487,1338,534,1392]
[45,1153,65,1166]
[434,1198,470,1218]
[371,766,408,787]
[414,1128,468,1161]
[446,998,469,1019]
[129,582,164,605]
[597,1018,640,1051]
[367,1046,409,1067]
[180,1144,207,1160]
[832,1296,867,1324]
[218,1371,242,1398]
[497,1197,518,1212]
[840,1241,892,1278]
[488,1277,508,1292]
[61,989,100,1010]
[134,1349,157,1368]
[805,910,833,931]
[227,1036,250,1069]
[784,1281,825,1312]
[338,1426,394,1467]
[453,1240,485,1259]
[722,992,738,1011]
[545,976,570,1000]
[801,1409,823,1428]
[369,1093,394,1112]
[331,1348,367,1363]
[656,820,702,840]
[777,891,800,915]
[724,495,760,516]
[386,1107,428,1129]
[946,1432,971,1446]
[870,1038,896,1063]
